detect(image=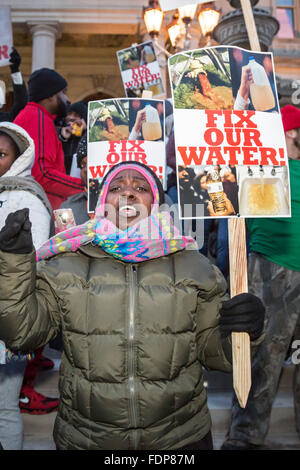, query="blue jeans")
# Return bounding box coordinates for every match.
[0,360,26,450]
[167,185,178,205]
[199,219,213,257]
[216,219,229,278]
[227,254,300,444]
